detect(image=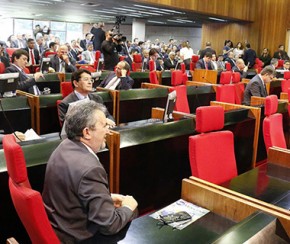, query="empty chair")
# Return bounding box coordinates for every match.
[149,71,159,84]
[263,95,286,152]
[171,70,183,86]
[231,72,241,83]
[219,71,232,84]
[189,106,237,184]
[180,62,186,73]
[281,79,290,92]
[190,55,199,71]
[0,62,5,74]
[216,84,236,103]
[284,71,290,80]
[149,60,155,71]
[132,54,143,71]
[60,81,73,98]
[169,85,190,113]
[3,134,60,244]
[234,82,245,105]
[277,59,284,68]
[225,62,231,71]
[94,50,101,71]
